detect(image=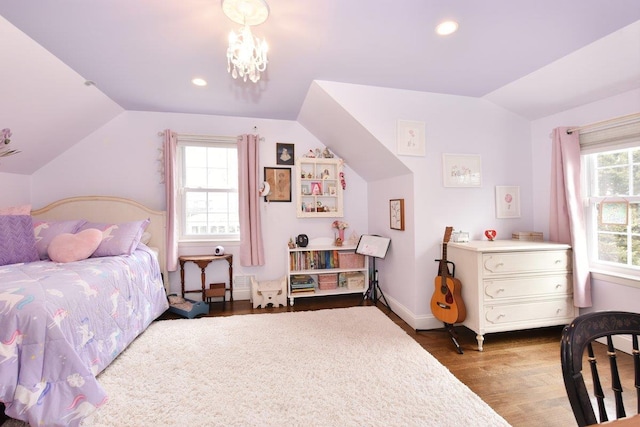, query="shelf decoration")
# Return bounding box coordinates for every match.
[332,220,348,246]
